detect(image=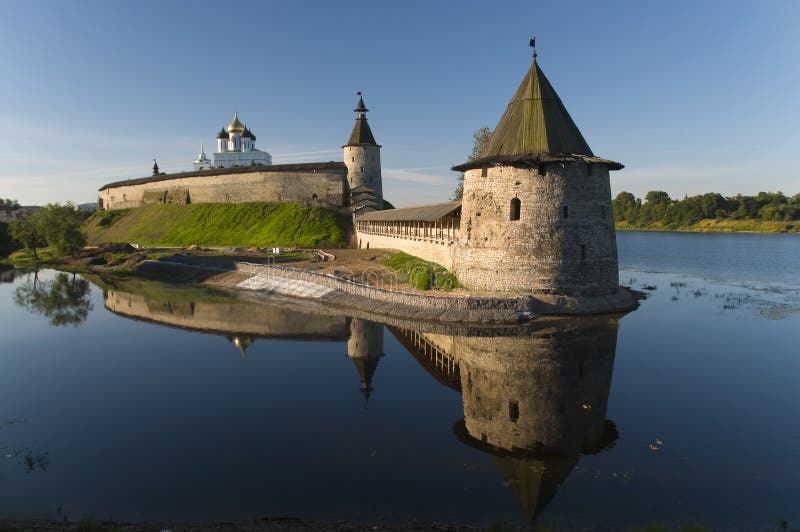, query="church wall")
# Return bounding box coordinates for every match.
[455,163,618,297]
[354,230,457,270]
[100,168,348,211]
